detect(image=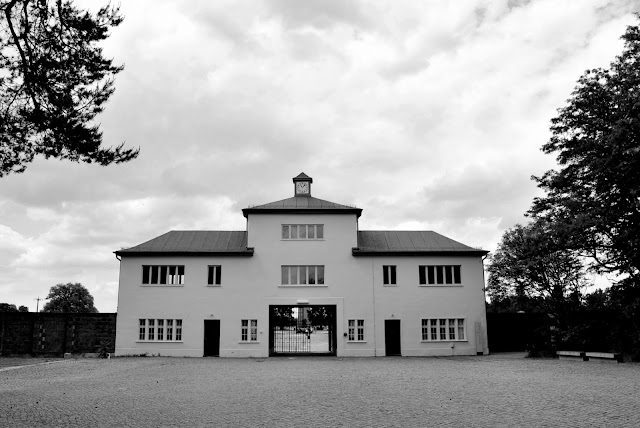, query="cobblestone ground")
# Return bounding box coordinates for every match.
[1,353,639,427]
